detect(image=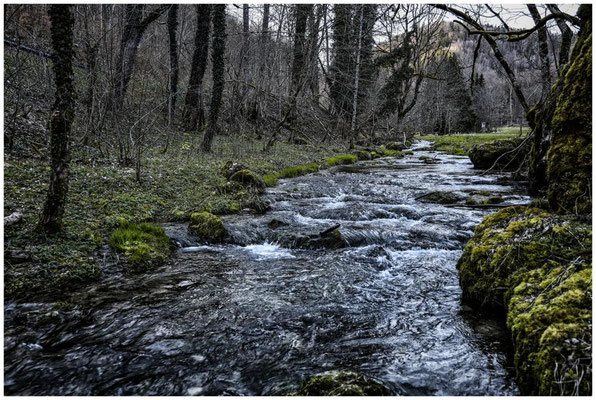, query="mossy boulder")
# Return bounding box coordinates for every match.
[355,150,373,161]
[229,169,266,190]
[109,221,172,271]
[468,138,526,170]
[188,212,227,243]
[546,17,592,215]
[293,370,392,396]
[457,206,591,395]
[221,161,248,179]
[418,191,462,204]
[385,141,405,151]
